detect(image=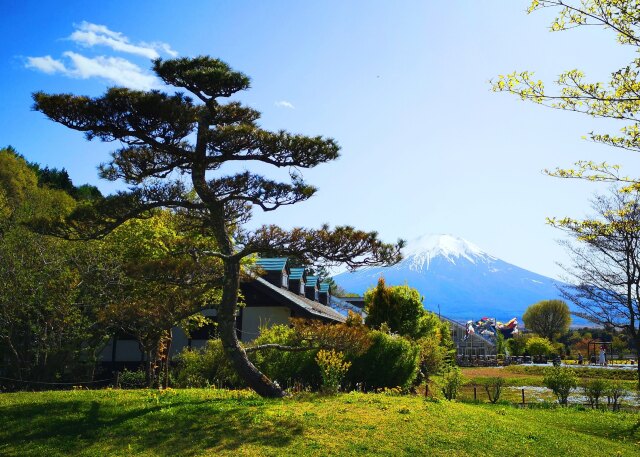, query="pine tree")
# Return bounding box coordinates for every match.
[33,56,402,397]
